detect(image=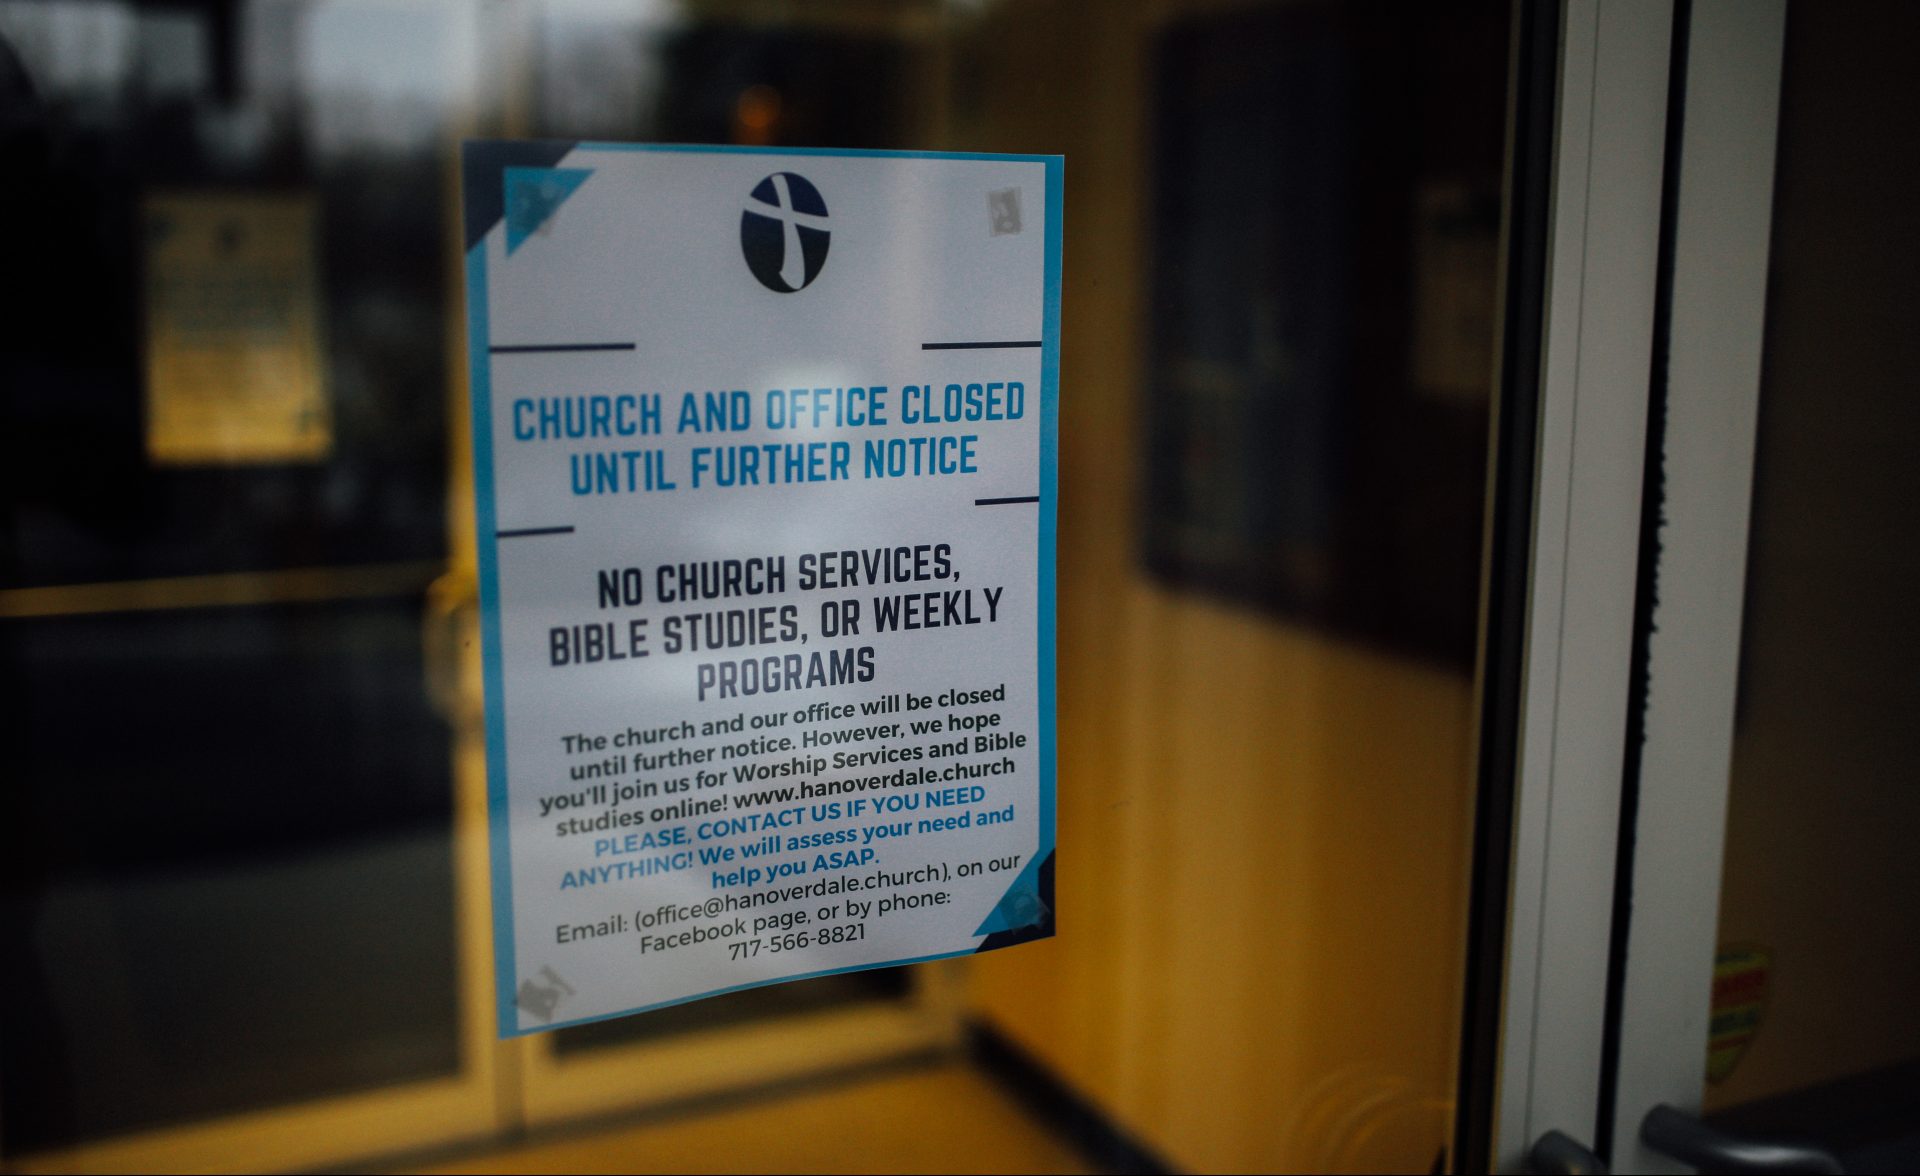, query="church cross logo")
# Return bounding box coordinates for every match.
[740,172,830,292]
